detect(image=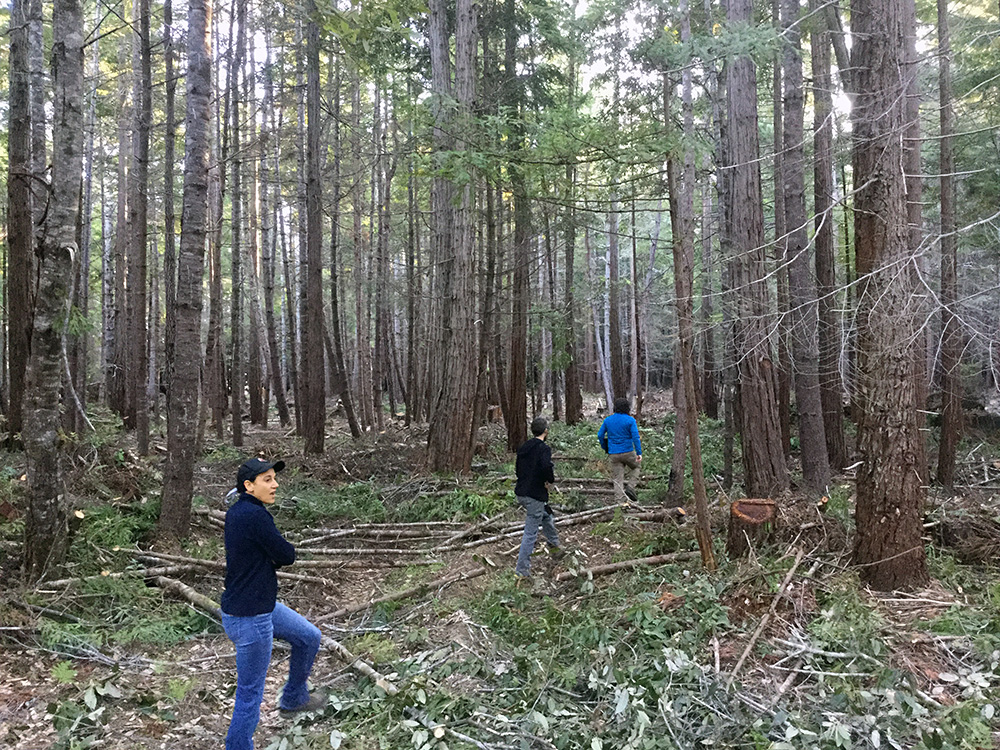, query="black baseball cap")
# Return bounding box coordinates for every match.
[237,458,286,490]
